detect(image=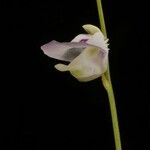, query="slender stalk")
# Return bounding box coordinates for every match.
[96,0,107,37]
[96,0,122,150]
